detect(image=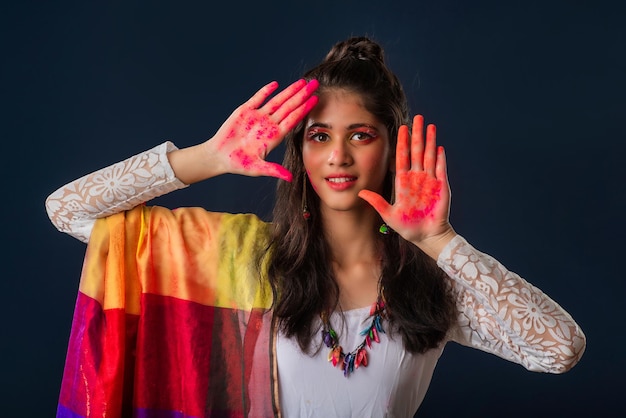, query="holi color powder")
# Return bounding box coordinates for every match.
[397,172,442,224]
[230,149,255,170]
